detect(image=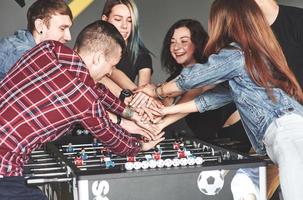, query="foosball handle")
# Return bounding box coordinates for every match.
[26,177,72,184]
